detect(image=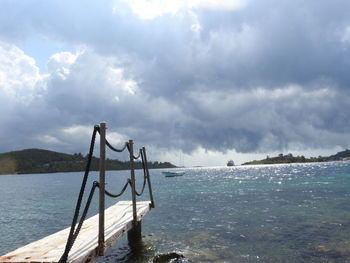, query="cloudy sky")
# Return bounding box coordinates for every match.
[1,0,350,166]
